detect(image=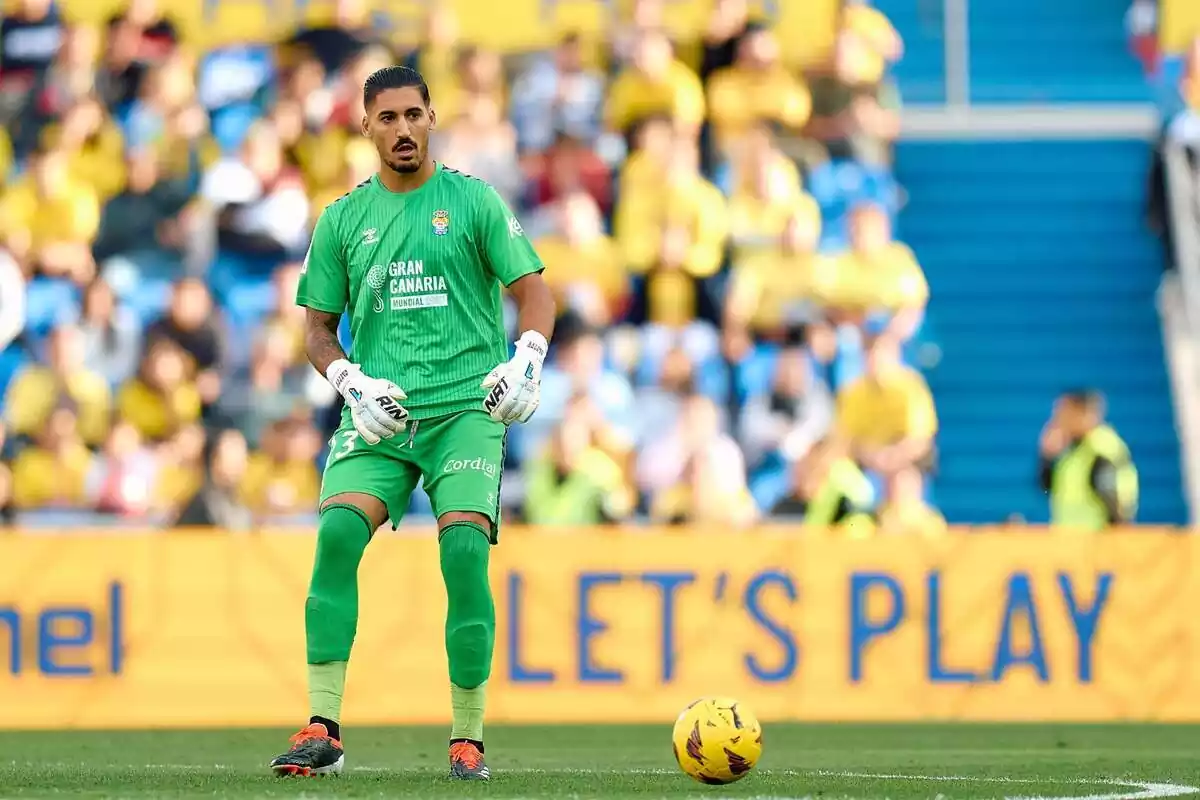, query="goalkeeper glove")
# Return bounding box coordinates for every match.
[481,330,547,425]
[326,358,409,445]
